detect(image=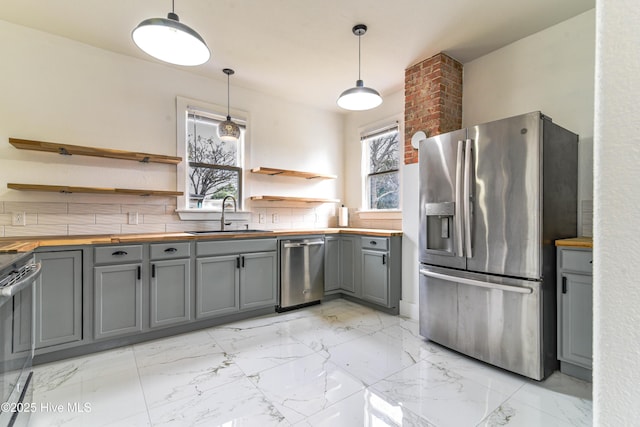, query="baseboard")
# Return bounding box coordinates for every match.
[400,300,419,319]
